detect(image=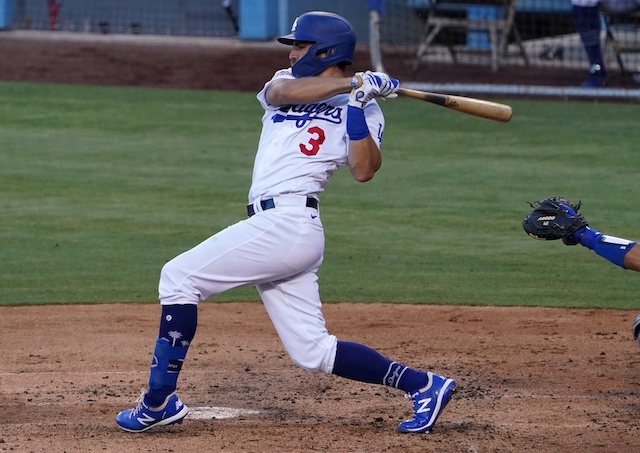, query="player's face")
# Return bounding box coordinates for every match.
[289,41,312,66]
